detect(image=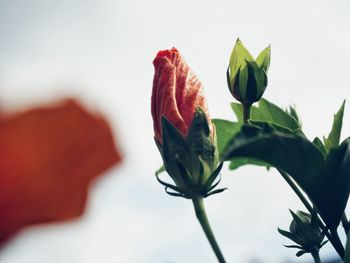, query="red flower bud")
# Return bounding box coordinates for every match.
[151,47,212,144]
